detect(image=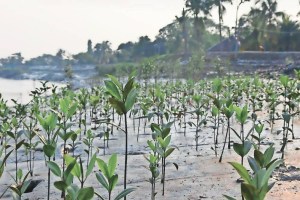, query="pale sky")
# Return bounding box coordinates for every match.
[0,0,299,59]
